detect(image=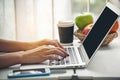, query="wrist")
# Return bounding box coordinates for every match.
[15,51,25,64]
[19,51,27,64]
[19,50,35,64]
[22,42,38,51]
